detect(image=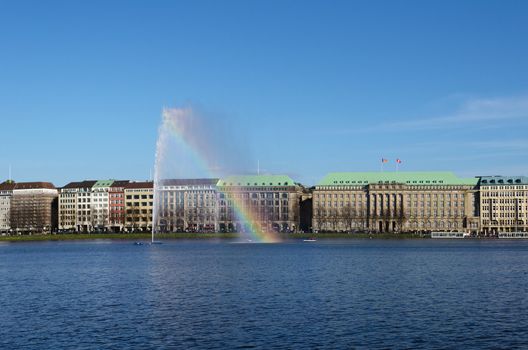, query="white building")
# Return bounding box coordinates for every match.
[0,181,16,233]
[154,179,219,232]
[90,180,114,231]
[479,176,528,234]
